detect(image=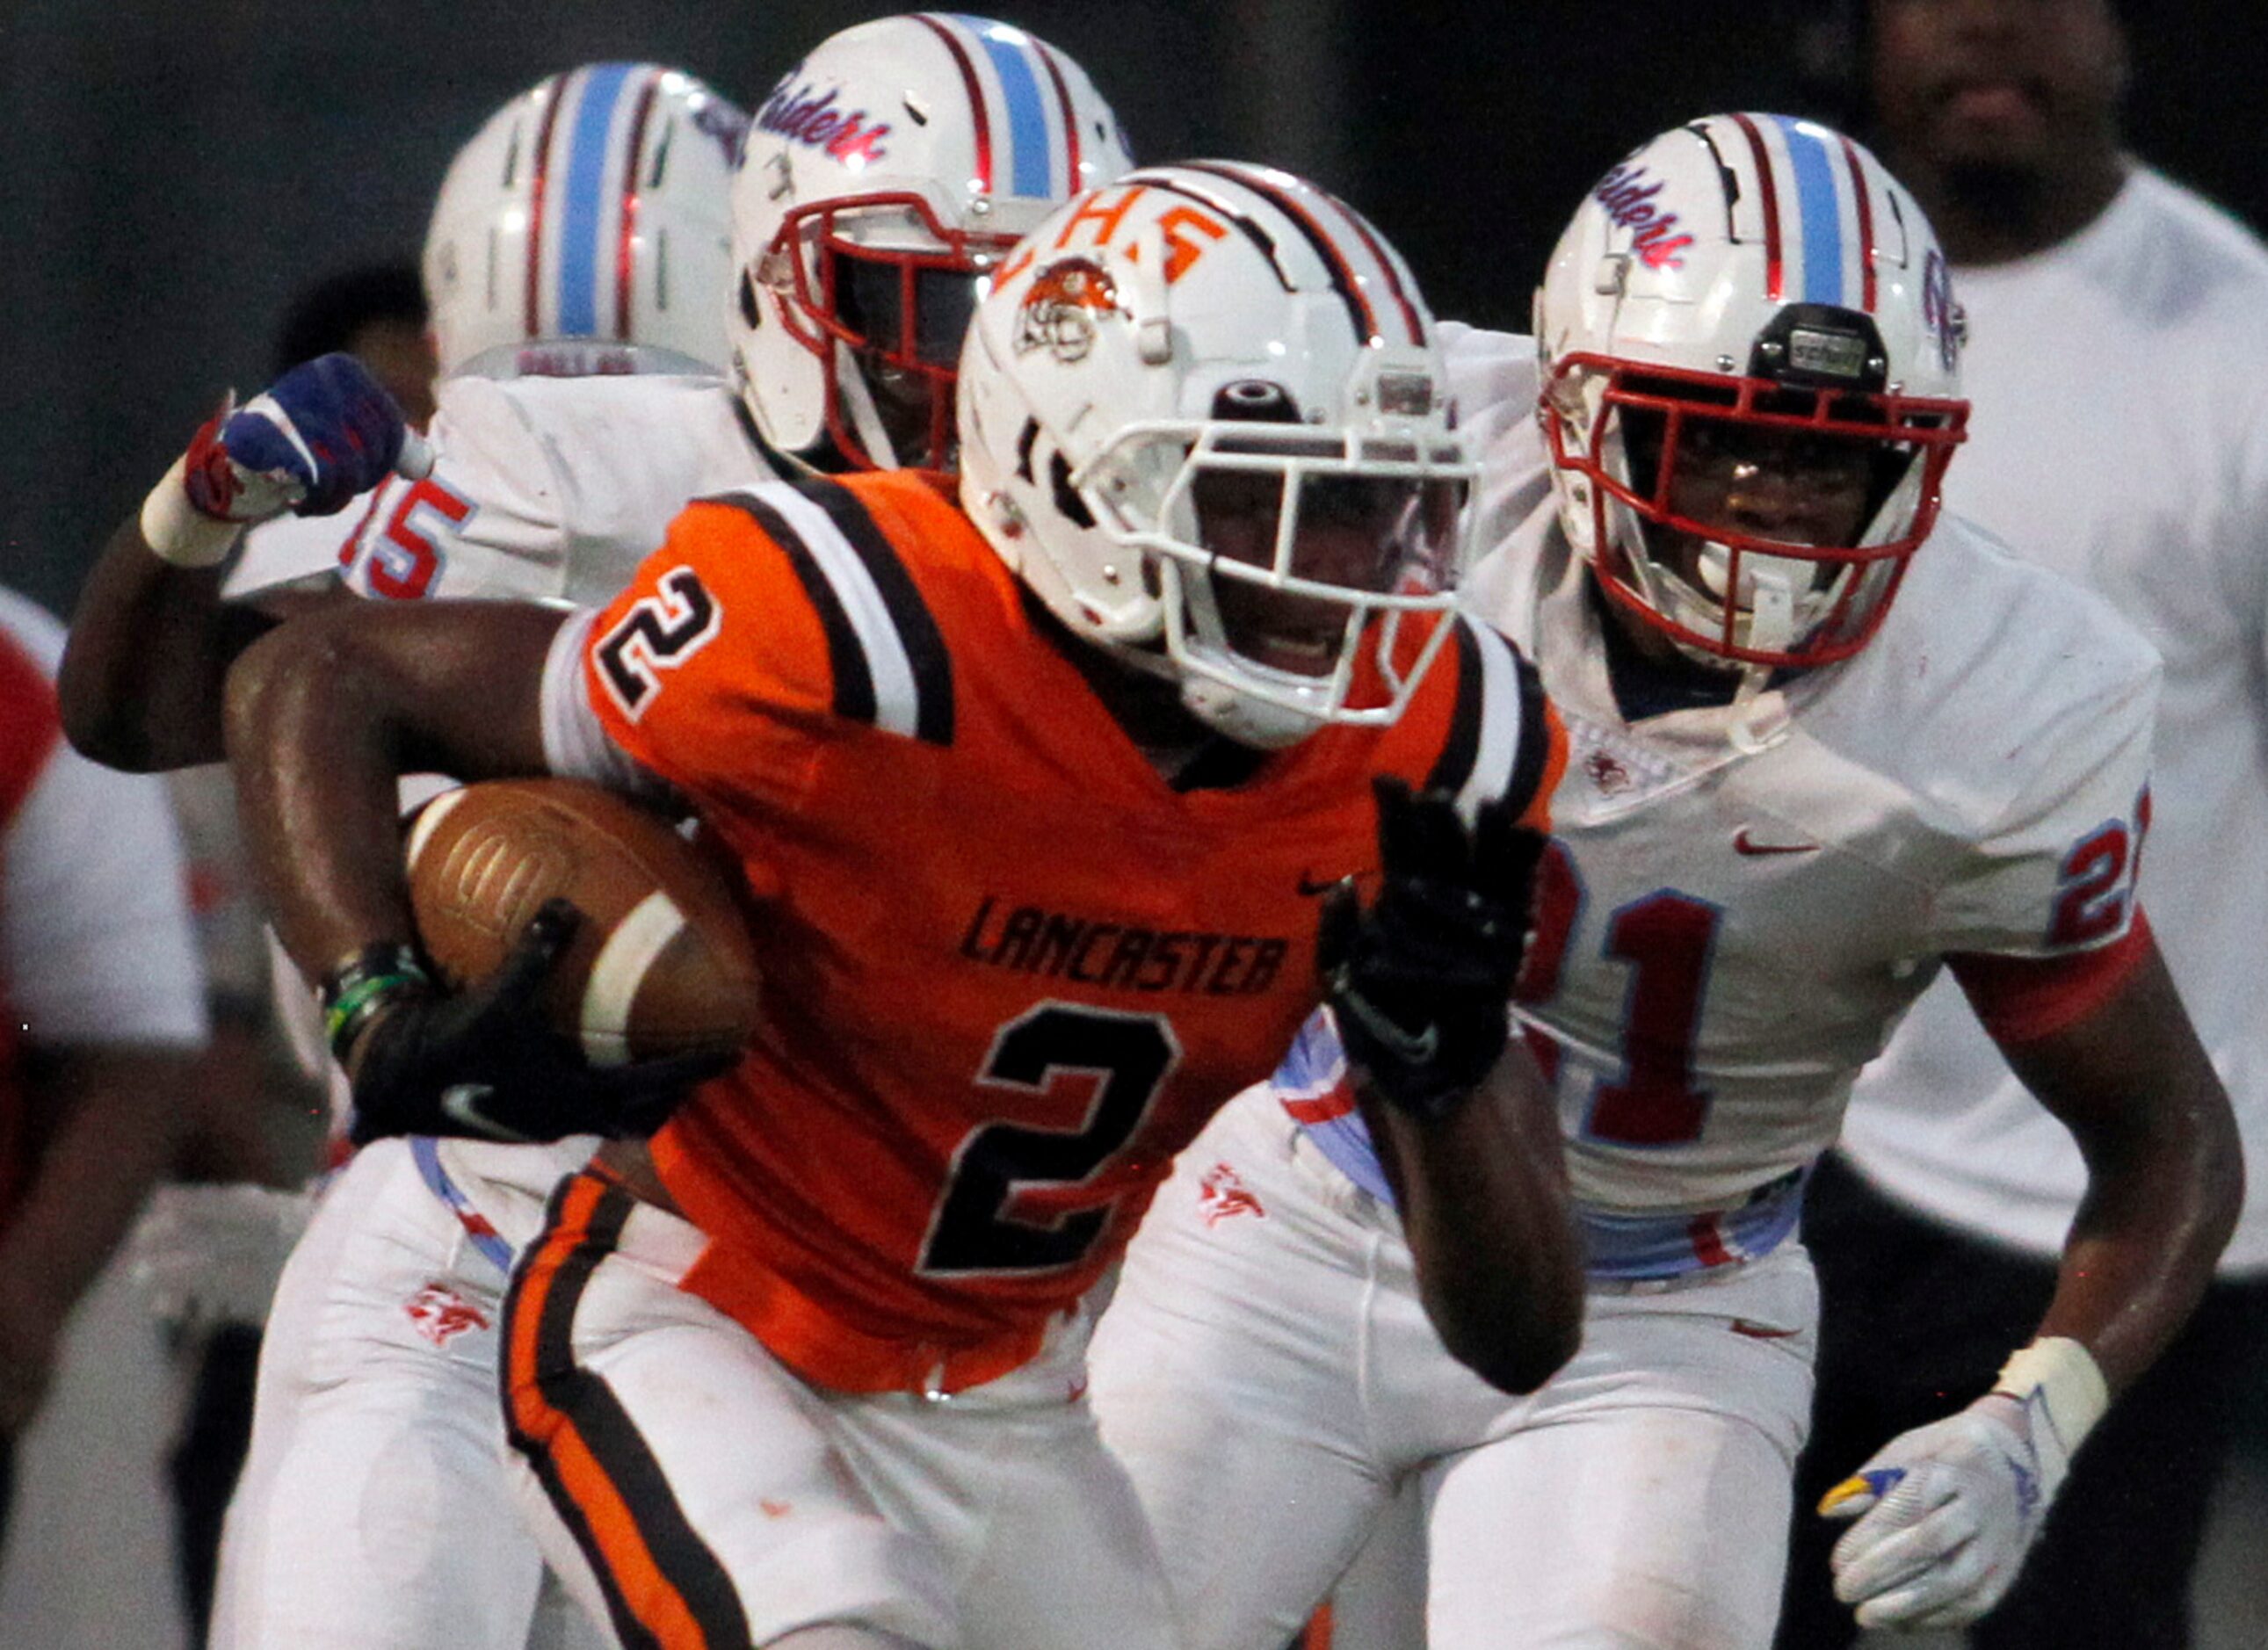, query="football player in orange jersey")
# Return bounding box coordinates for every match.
[221,163,1585,1650]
